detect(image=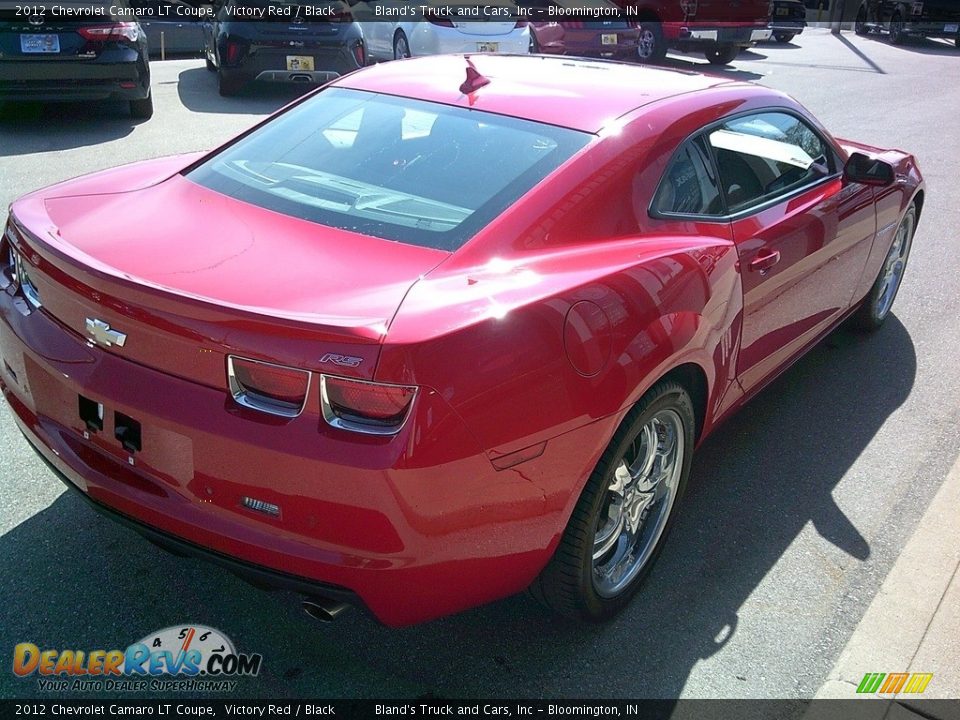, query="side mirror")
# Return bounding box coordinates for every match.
[844,152,895,187]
